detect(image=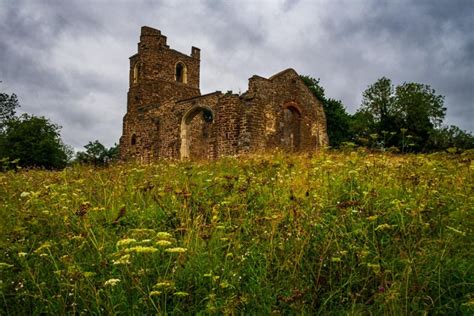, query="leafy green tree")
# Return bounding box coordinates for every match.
[324,98,352,147]
[359,77,397,134]
[0,92,19,128]
[428,125,474,150]
[394,82,446,151]
[76,140,120,166]
[300,75,326,102]
[0,114,69,169]
[300,75,352,147]
[356,77,446,151]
